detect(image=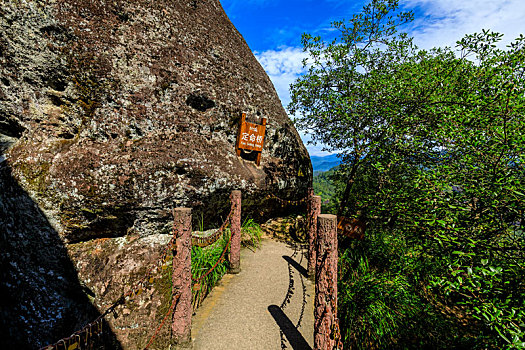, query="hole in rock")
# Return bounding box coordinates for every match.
[186,93,215,112]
